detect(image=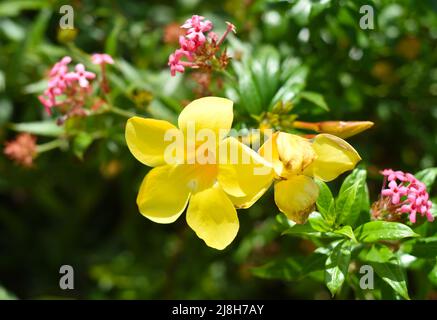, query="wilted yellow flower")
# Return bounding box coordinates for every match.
[253,132,361,224]
[125,97,273,250]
